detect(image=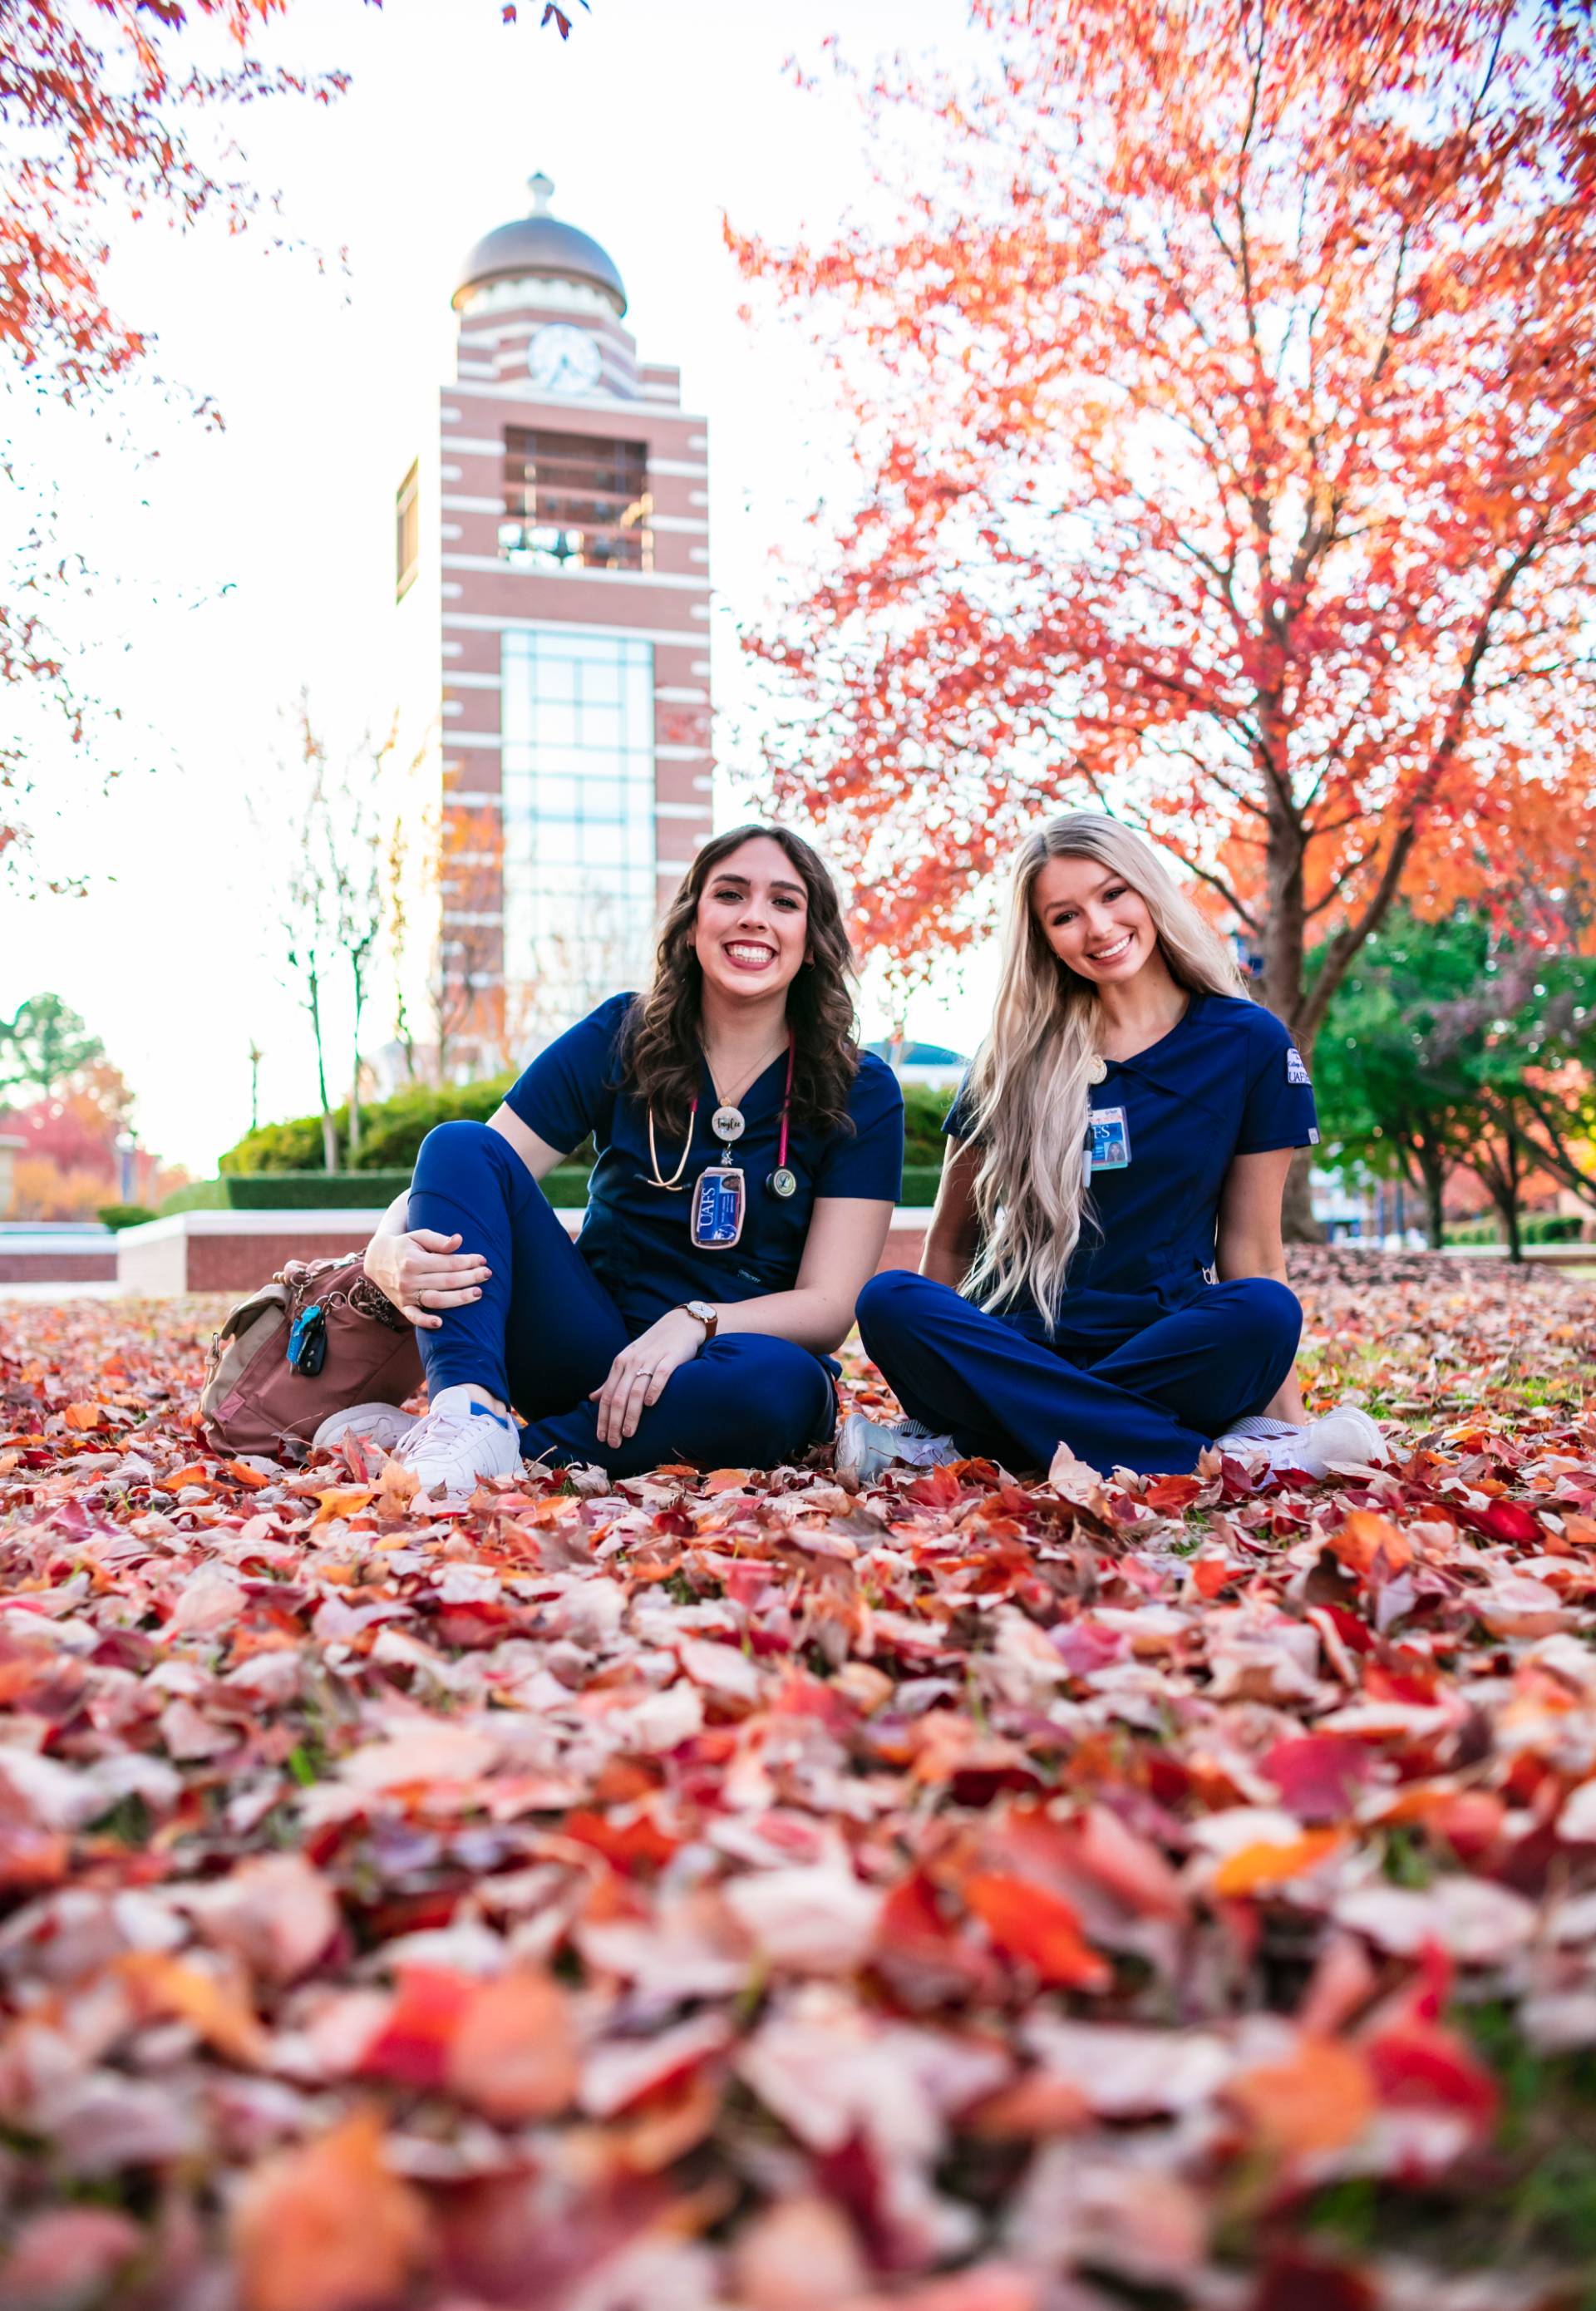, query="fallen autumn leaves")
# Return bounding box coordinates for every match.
[1,1249,1595,2310]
